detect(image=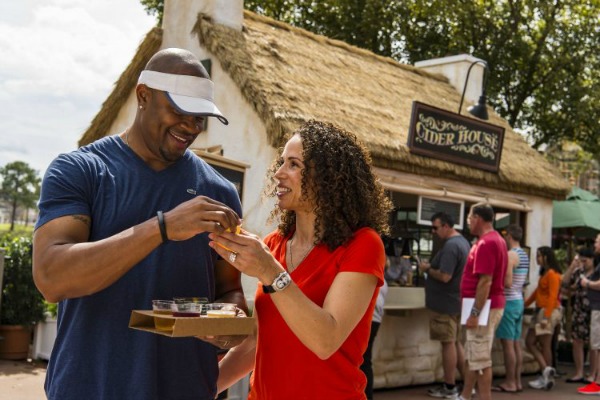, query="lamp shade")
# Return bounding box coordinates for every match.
[458,60,490,120]
[468,95,489,120]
